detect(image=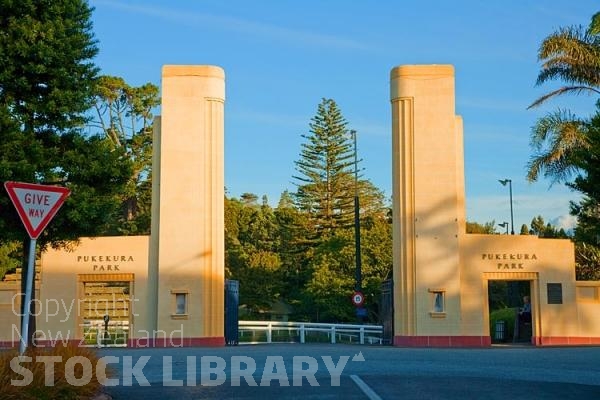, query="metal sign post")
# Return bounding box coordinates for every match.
[20,239,37,355]
[4,182,70,354]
